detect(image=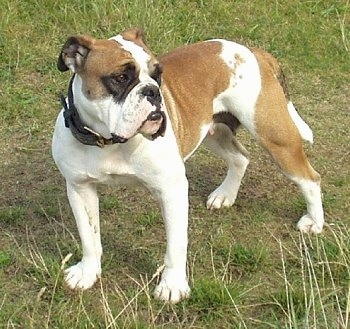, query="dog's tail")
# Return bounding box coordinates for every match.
[287,101,314,144]
[273,63,314,144]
